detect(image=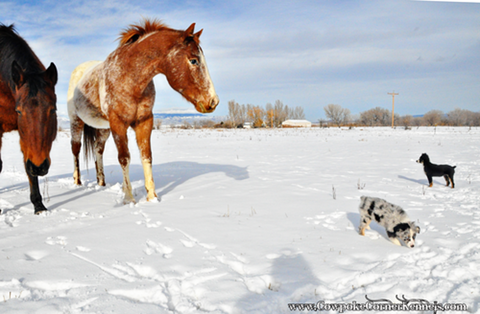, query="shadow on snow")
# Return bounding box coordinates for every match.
[0,161,249,213]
